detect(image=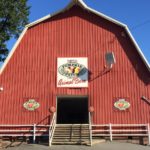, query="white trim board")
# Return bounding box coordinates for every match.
[0,0,149,74]
[0,27,28,74]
